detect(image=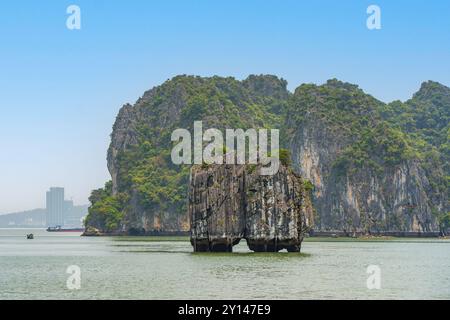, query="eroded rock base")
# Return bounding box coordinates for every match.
[190,238,302,252]
[189,163,314,253]
[191,238,239,252]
